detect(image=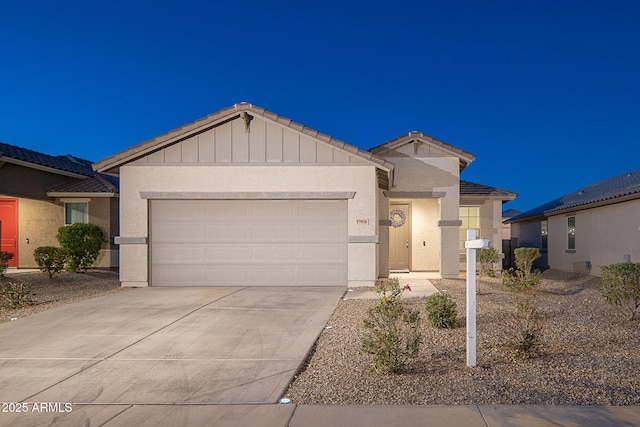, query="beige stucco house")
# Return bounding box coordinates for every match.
[506,169,640,276]
[94,103,515,287]
[0,142,119,269]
